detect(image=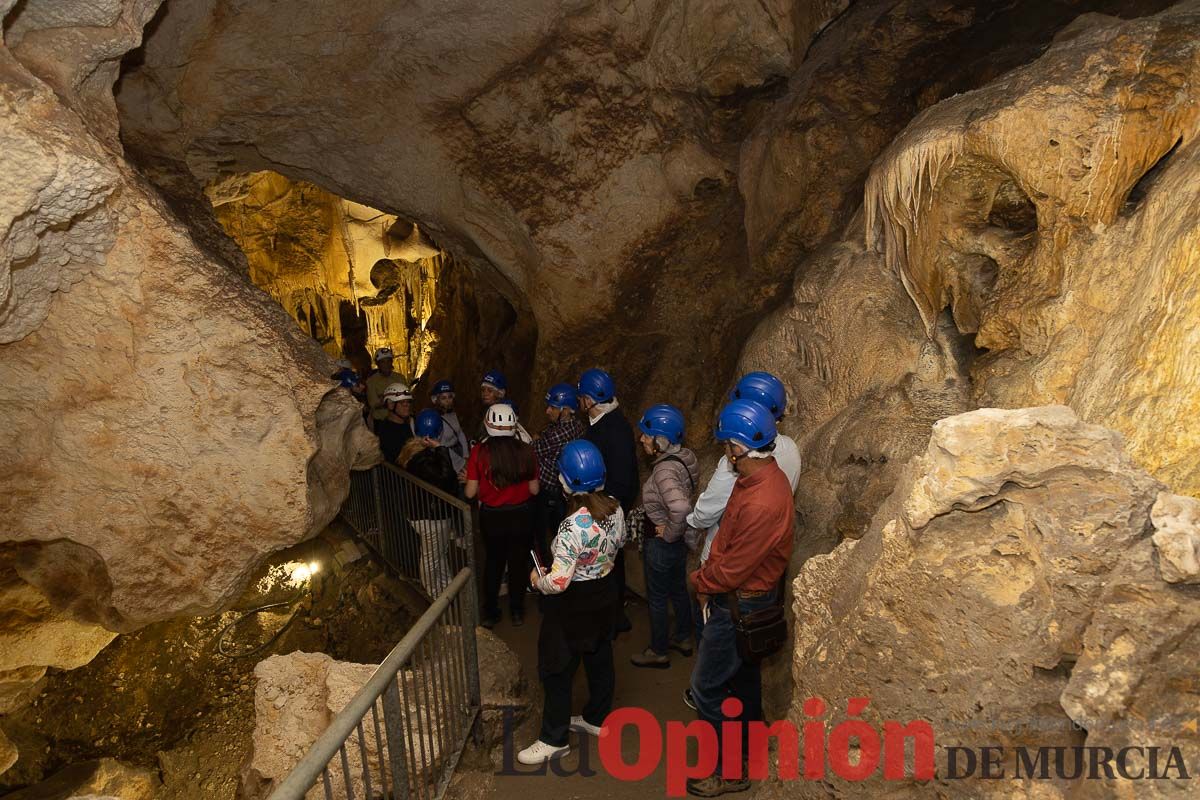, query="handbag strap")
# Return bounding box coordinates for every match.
[657,454,696,494]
